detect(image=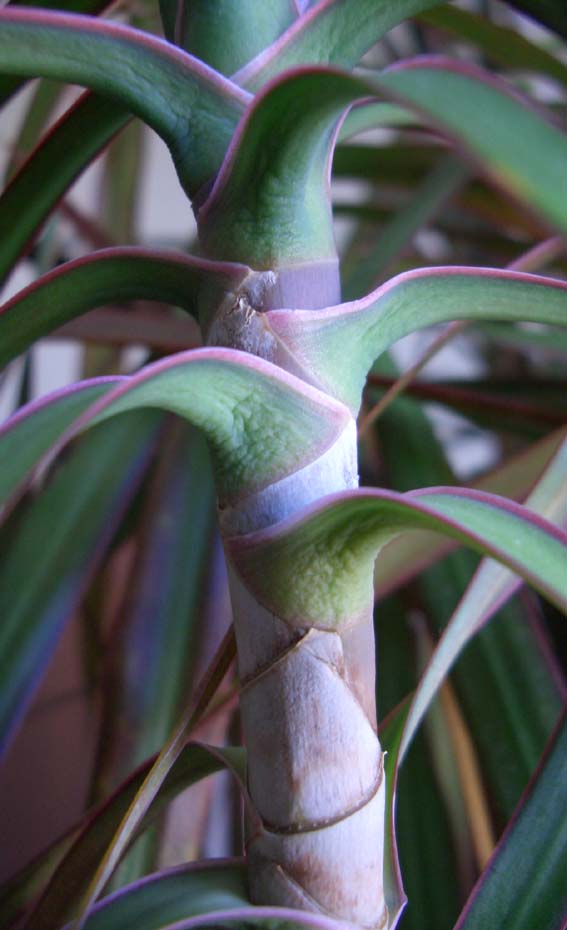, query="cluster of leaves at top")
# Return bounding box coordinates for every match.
[0,1,566,929]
